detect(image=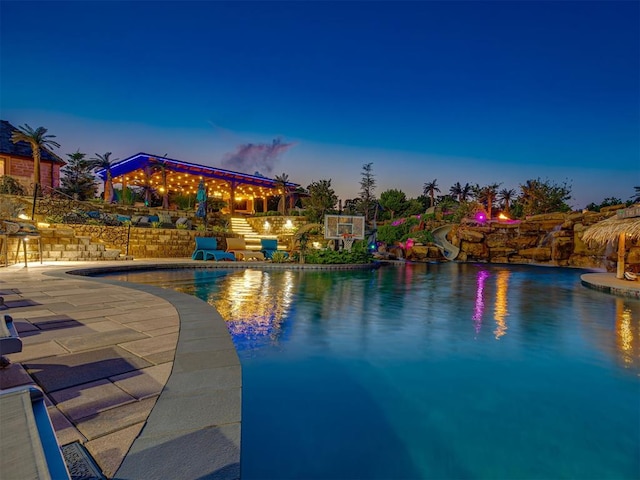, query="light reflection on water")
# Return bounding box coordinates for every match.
[100,263,640,479]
